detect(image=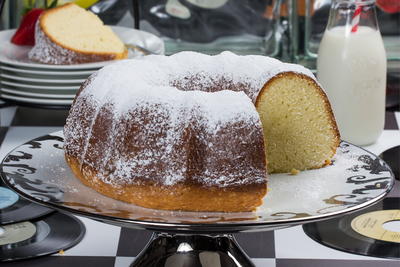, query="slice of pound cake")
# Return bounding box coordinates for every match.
[28,3,127,64]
